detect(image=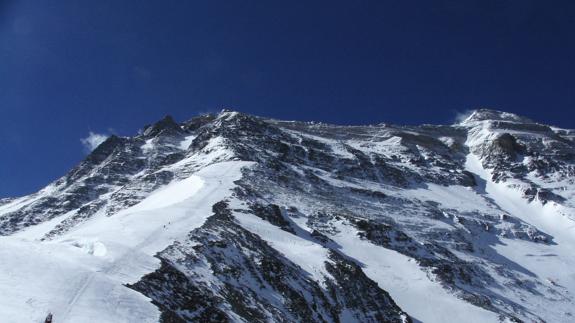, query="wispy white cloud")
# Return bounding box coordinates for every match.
[81,132,109,152]
[453,109,475,124]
